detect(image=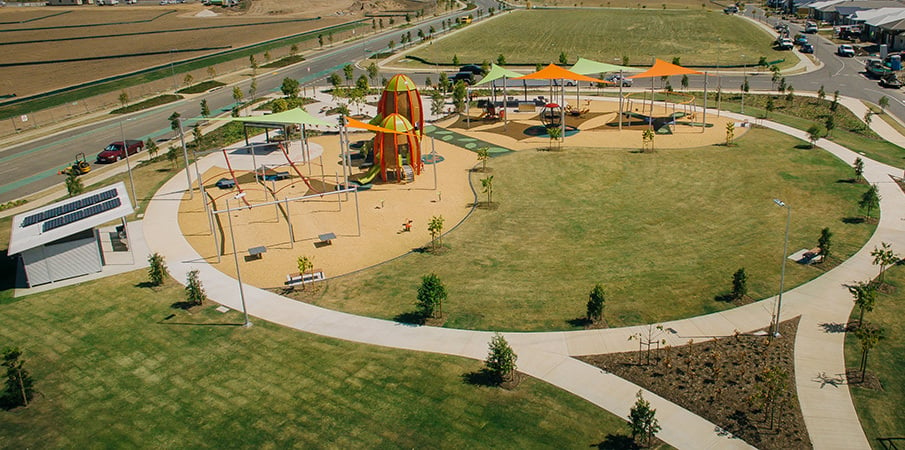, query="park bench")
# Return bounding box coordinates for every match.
[247,246,267,260]
[286,269,325,286]
[318,232,336,245]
